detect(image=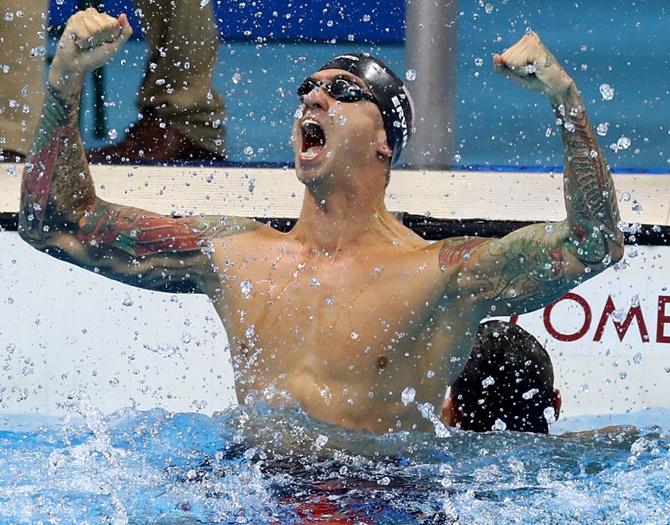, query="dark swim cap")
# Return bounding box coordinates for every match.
[318,53,415,166]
